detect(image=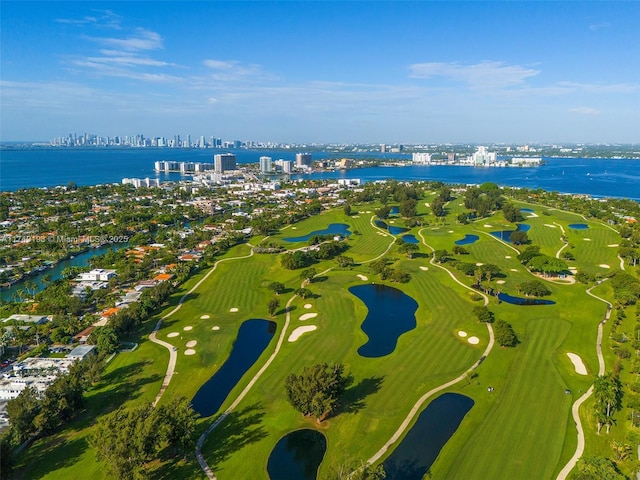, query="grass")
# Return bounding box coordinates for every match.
[14,201,628,480]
